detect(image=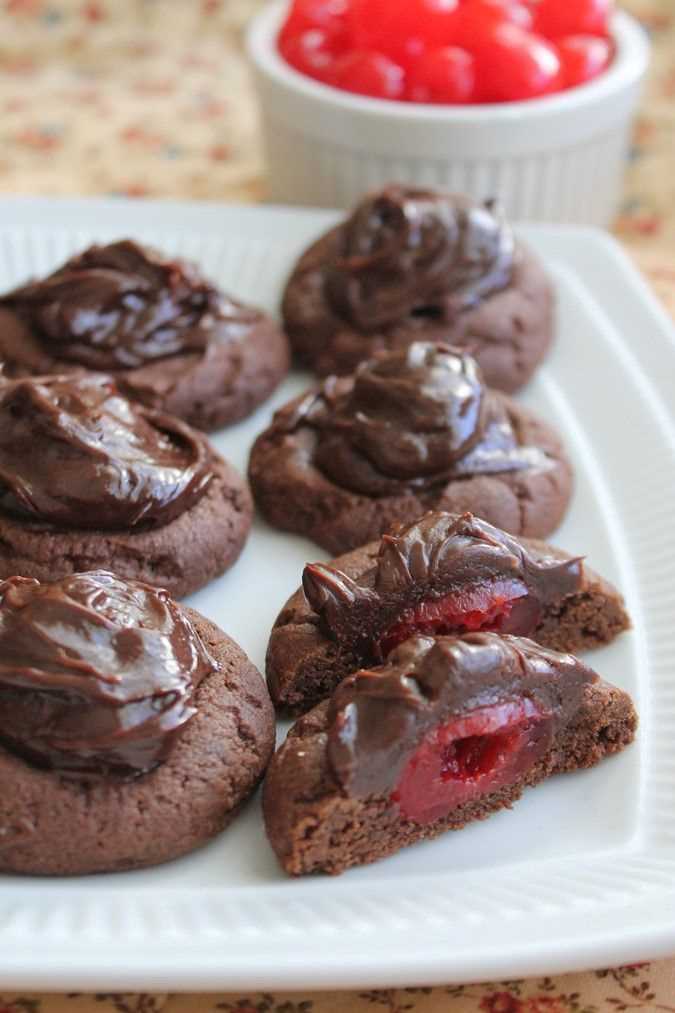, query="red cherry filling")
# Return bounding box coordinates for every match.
[391,698,552,824]
[377,578,538,658]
